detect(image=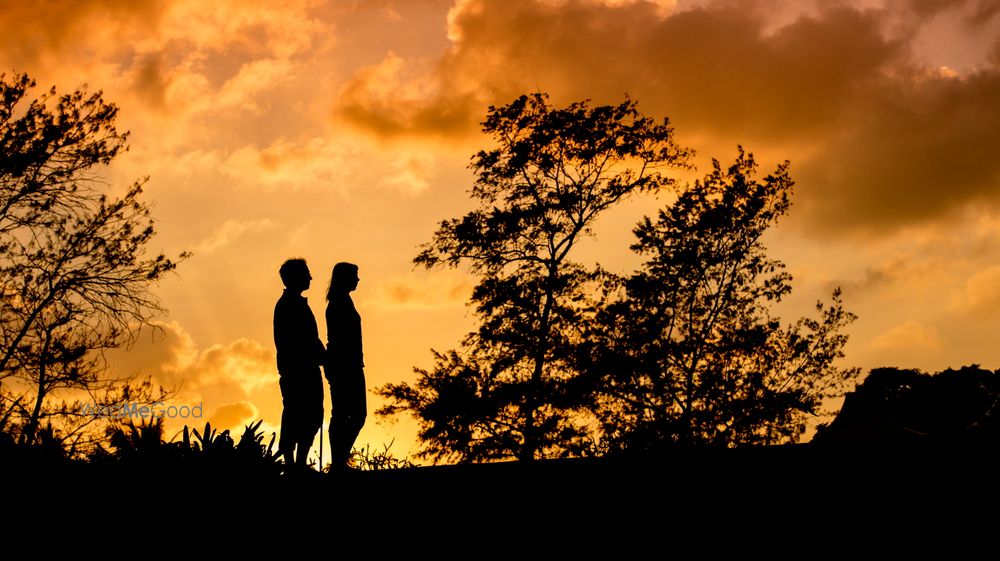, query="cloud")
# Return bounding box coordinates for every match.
[211,58,298,115]
[333,51,483,140]
[207,400,259,432]
[801,68,1000,234]
[128,52,174,111]
[219,136,363,192]
[110,322,278,396]
[0,0,337,166]
[108,321,198,387]
[822,206,1000,313]
[868,319,944,352]
[338,0,905,140]
[160,0,327,59]
[950,265,1000,314]
[214,135,442,195]
[186,338,279,395]
[380,152,436,194]
[0,0,329,78]
[106,321,281,434]
[195,218,276,254]
[332,0,1000,236]
[0,1,165,68]
[364,271,474,310]
[838,244,957,299]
